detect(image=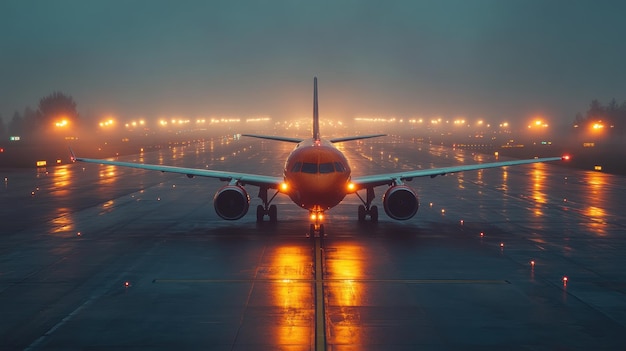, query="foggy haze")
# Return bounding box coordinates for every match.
[1,0,626,125]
